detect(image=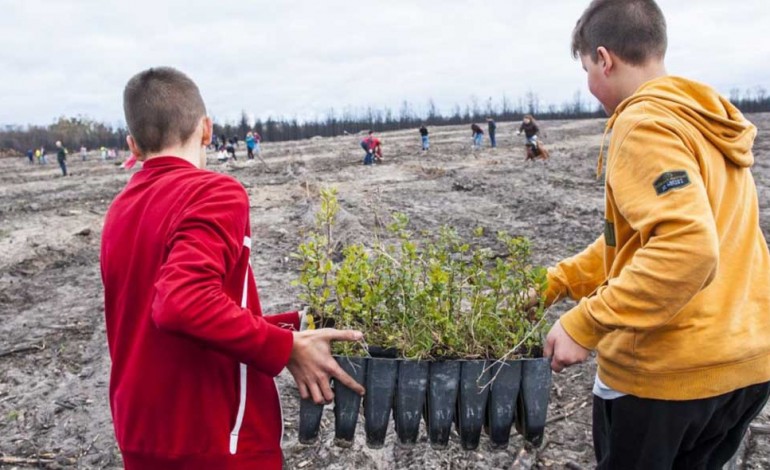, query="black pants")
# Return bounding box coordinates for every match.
[594,381,770,469]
